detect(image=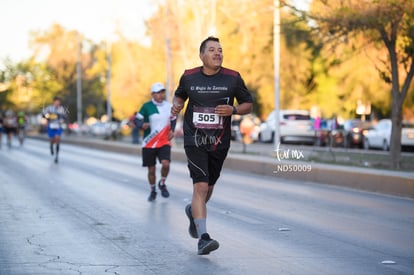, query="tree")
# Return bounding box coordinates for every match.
[146,0,316,118]
[0,58,63,113]
[106,36,153,119]
[30,24,107,122]
[308,0,414,169]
